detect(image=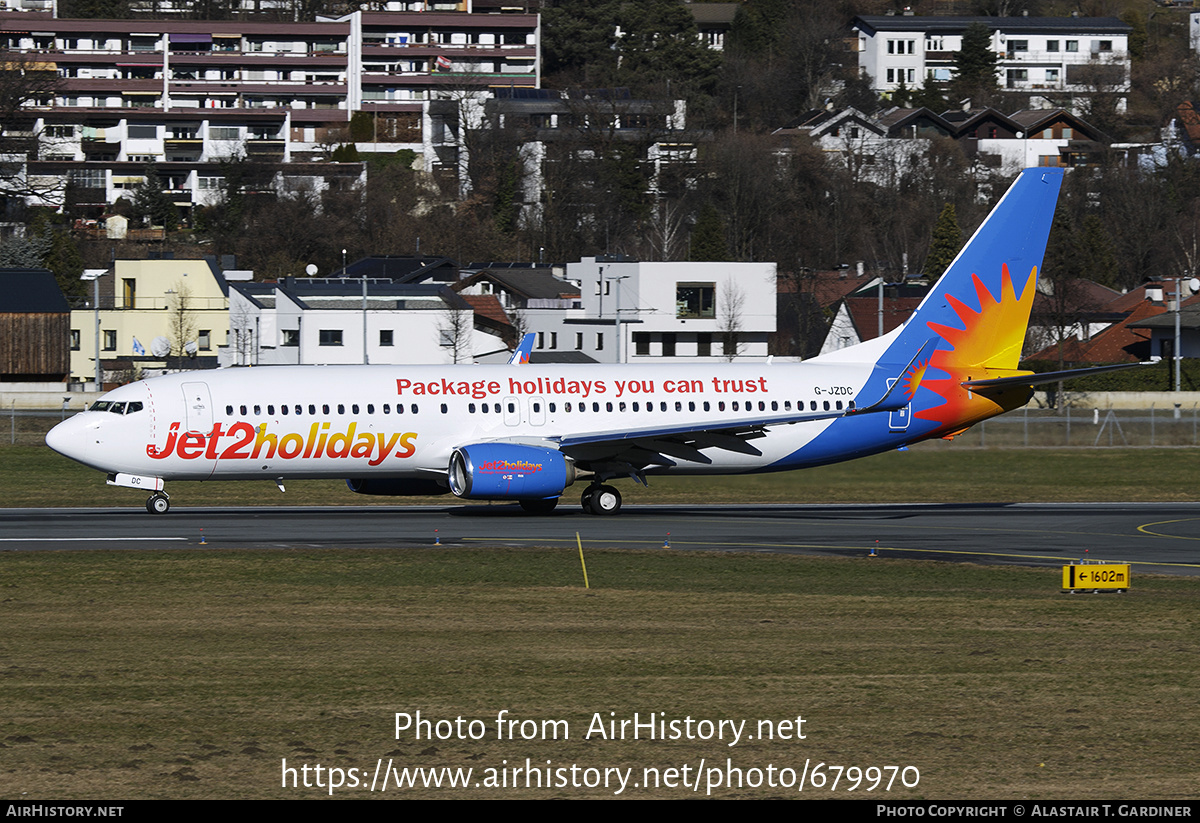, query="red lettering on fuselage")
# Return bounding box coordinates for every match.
[148,422,418,465]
